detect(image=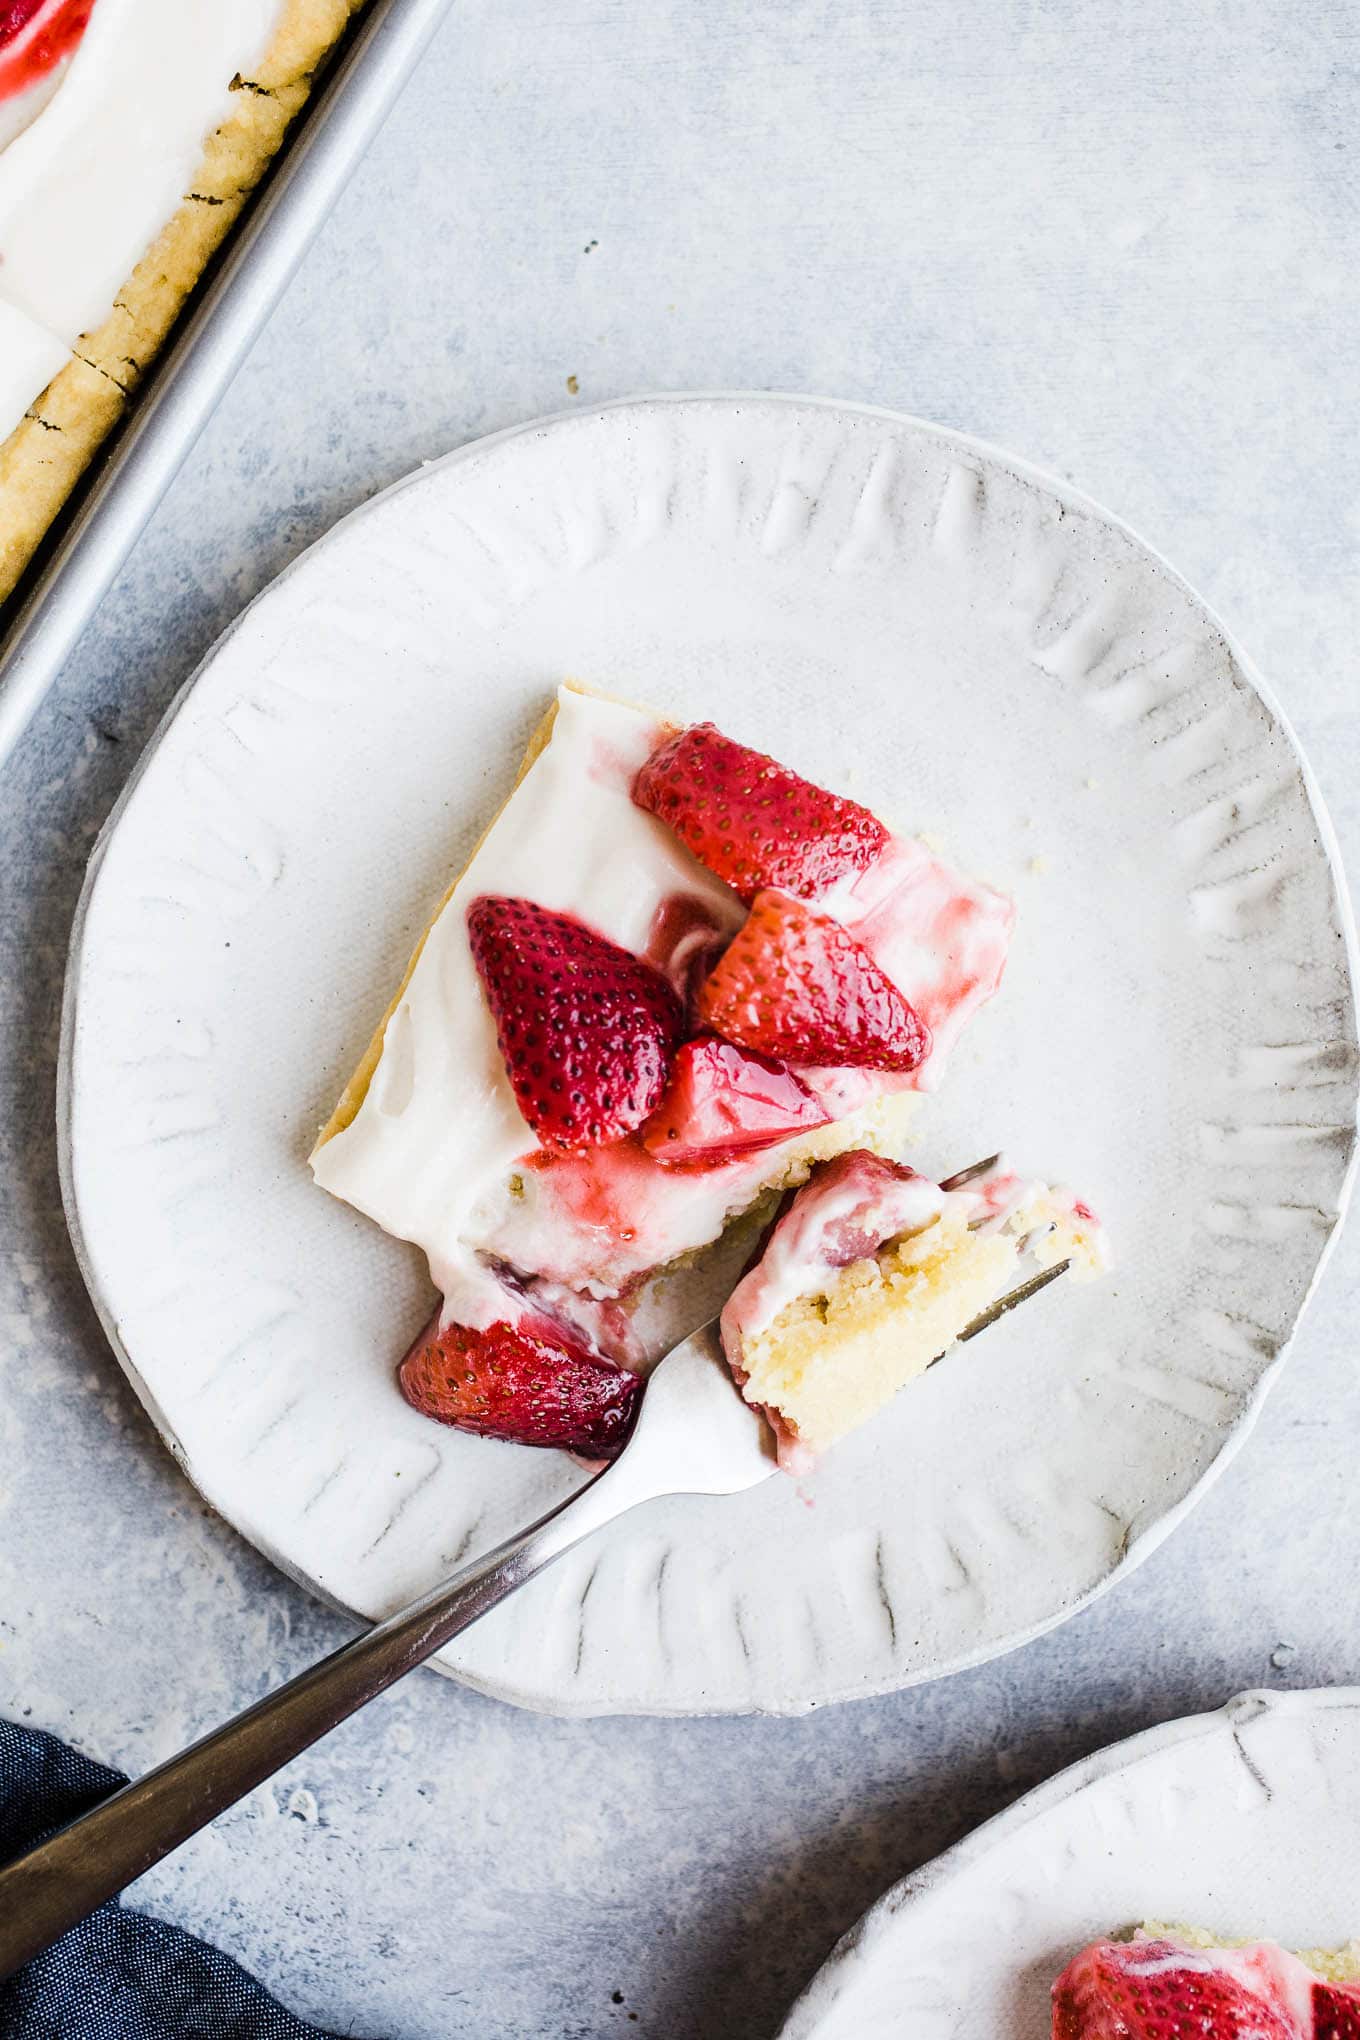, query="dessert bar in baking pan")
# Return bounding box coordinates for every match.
[0,0,456,766]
